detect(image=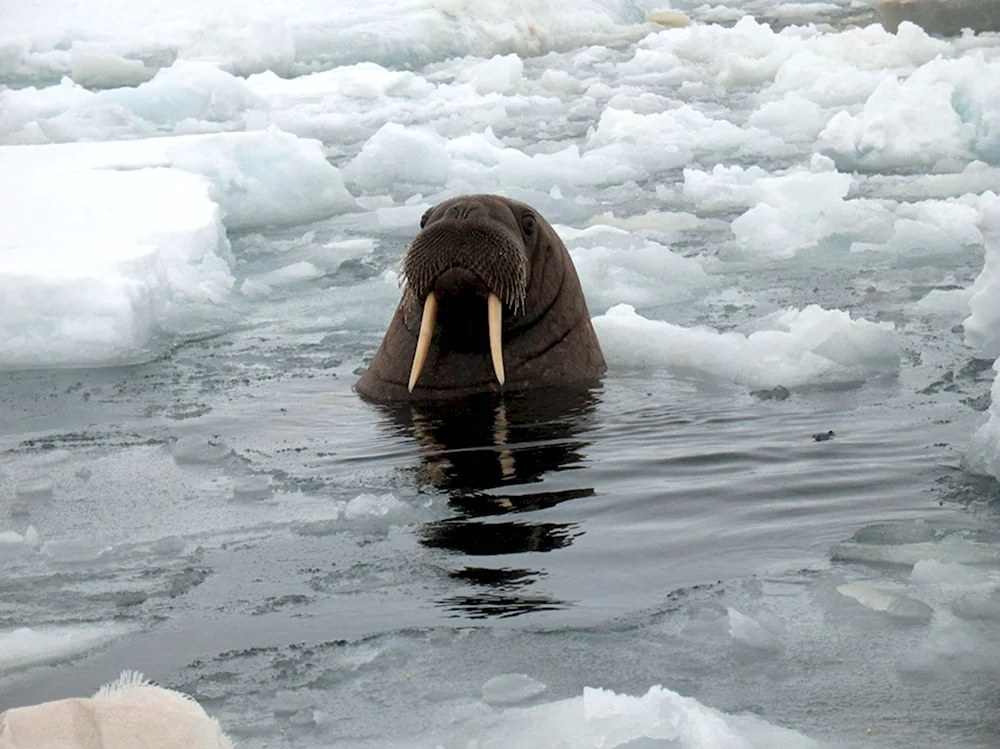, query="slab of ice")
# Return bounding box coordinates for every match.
[592,304,899,388]
[1,62,264,145]
[0,624,135,675]
[566,226,718,313]
[481,674,547,705]
[964,360,1000,481]
[0,165,229,369]
[820,54,1000,169]
[727,607,784,650]
[964,192,1000,357]
[343,123,452,191]
[585,105,786,178]
[686,158,985,261]
[832,535,1000,566]
[344,492,410,520]
[0,129,355,369]
[837,583,935,623]
[0,526,40,553]
[962,193,1000,482]
[416,684,819,749]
